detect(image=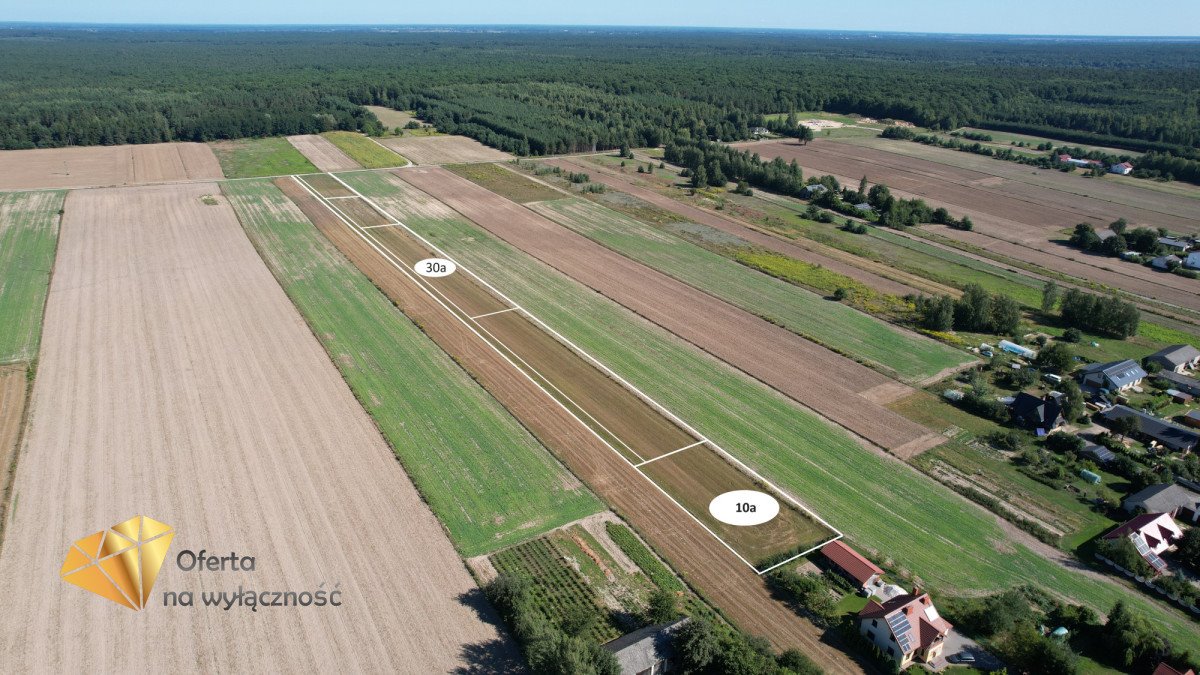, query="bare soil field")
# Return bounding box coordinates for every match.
[285,135,361,172]
[277,177,863,670]
[0,365,26,530]
[547,158,923,297]
[378,135,513,165]
[0,183,513,672]
[0,143,221,191]
[397,167,940,456]
[366,106,417,129]
[737,139,1200,311]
